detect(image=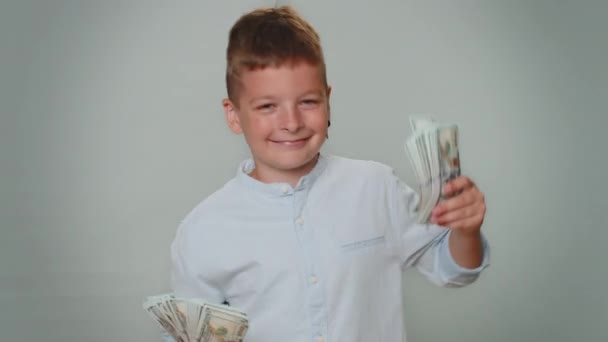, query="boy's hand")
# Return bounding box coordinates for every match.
[430,176,486,235]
